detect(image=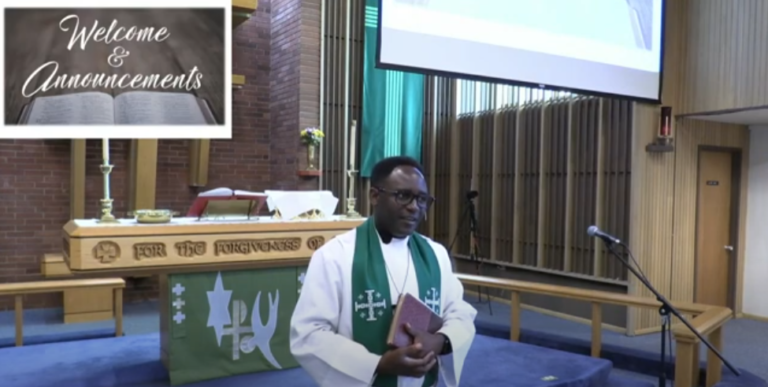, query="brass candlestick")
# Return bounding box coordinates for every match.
[98,163,118,223]
[345,169,361,218]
